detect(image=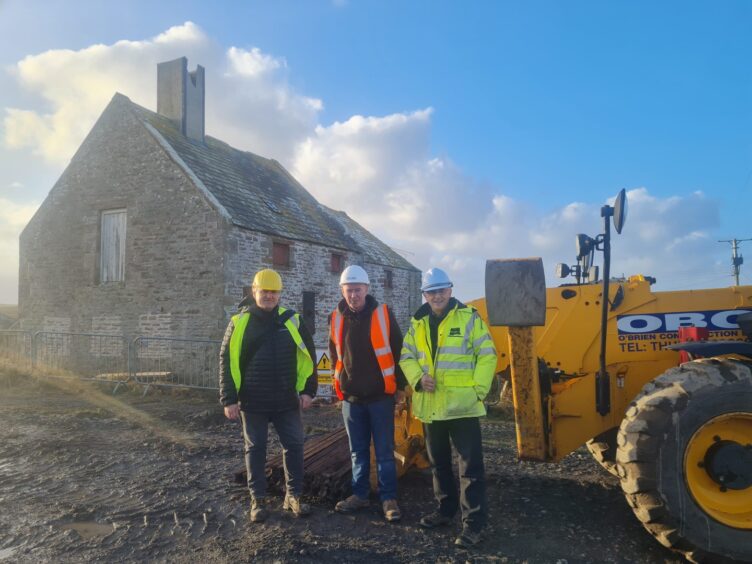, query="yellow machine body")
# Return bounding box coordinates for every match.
[469,276,752,461]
